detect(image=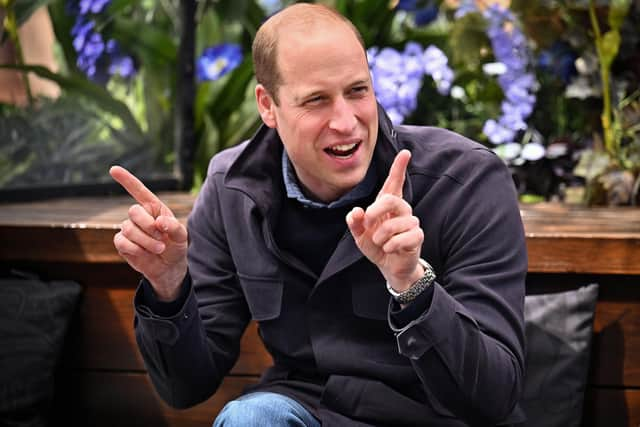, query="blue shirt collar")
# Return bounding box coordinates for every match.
[281,150,377,209]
